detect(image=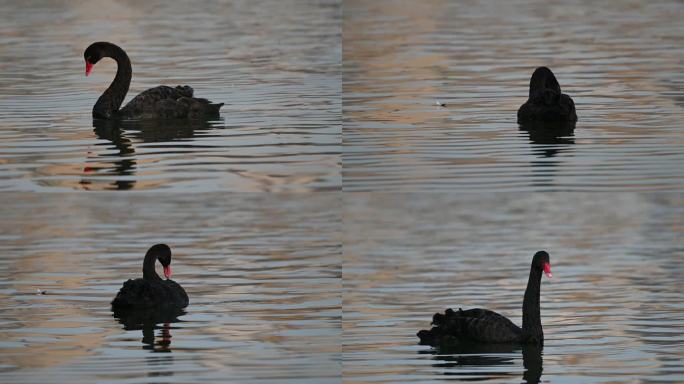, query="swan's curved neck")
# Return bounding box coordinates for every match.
[142,249,161,280]
[522,266,543,343]
[93,44,131,119]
